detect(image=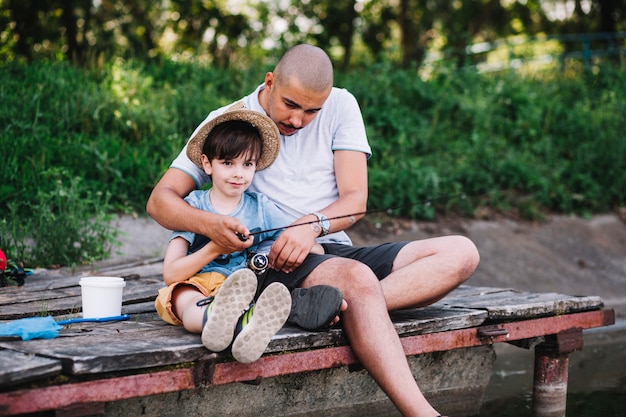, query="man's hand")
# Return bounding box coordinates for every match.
[268,218,319,273]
